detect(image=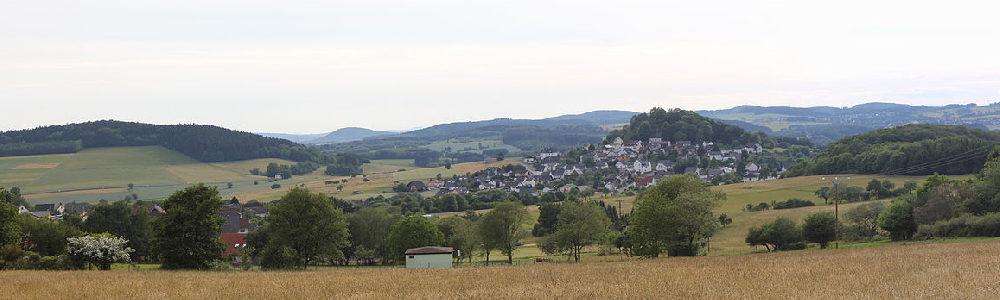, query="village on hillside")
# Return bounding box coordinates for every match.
[406,137,792,197]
